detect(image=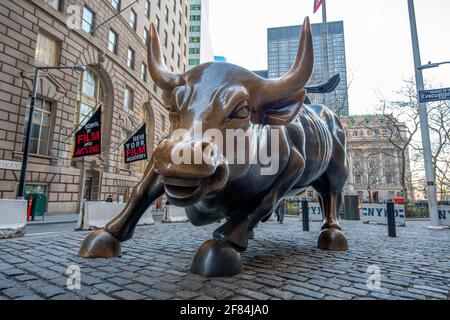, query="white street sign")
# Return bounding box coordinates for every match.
[0,160,22,171]
[437,206,450,227]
